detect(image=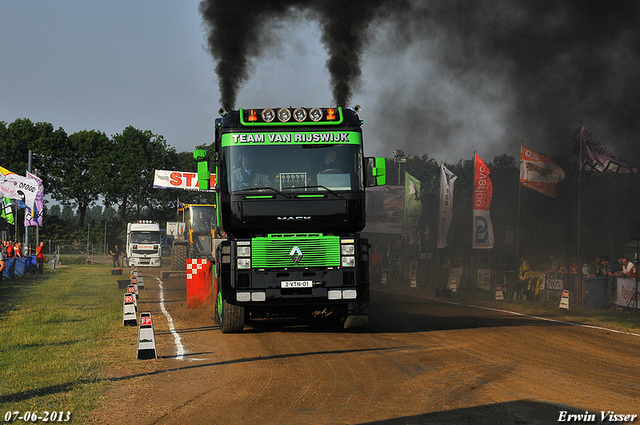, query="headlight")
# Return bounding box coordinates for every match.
[237,246,251,257]
[341,256,355,267]
[341,244,355,255]
[237,258,251,269]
